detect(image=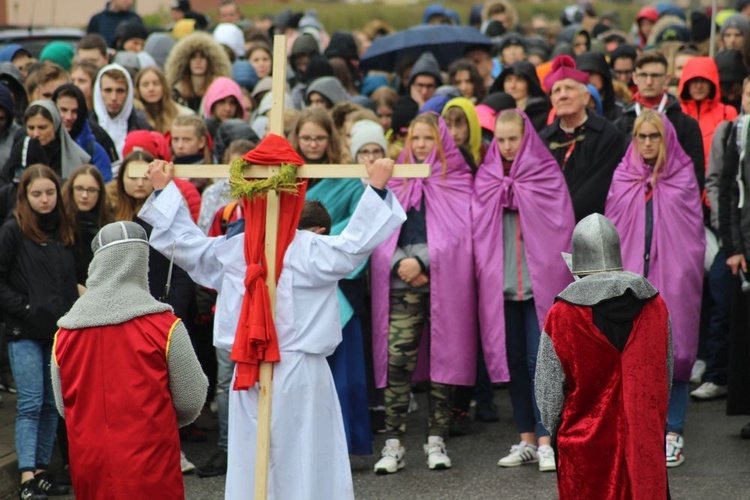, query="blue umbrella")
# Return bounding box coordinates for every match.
[360,24,492,72]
